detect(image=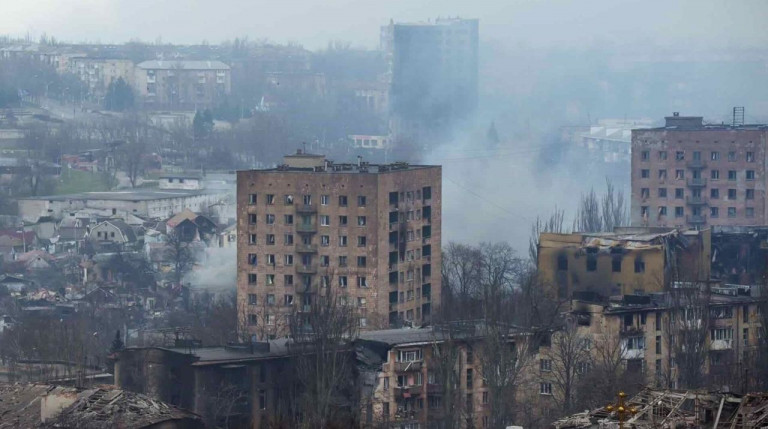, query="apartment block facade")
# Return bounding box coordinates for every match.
[237,152,441,338]
[631,114,768,228]
[134,60,231,109]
